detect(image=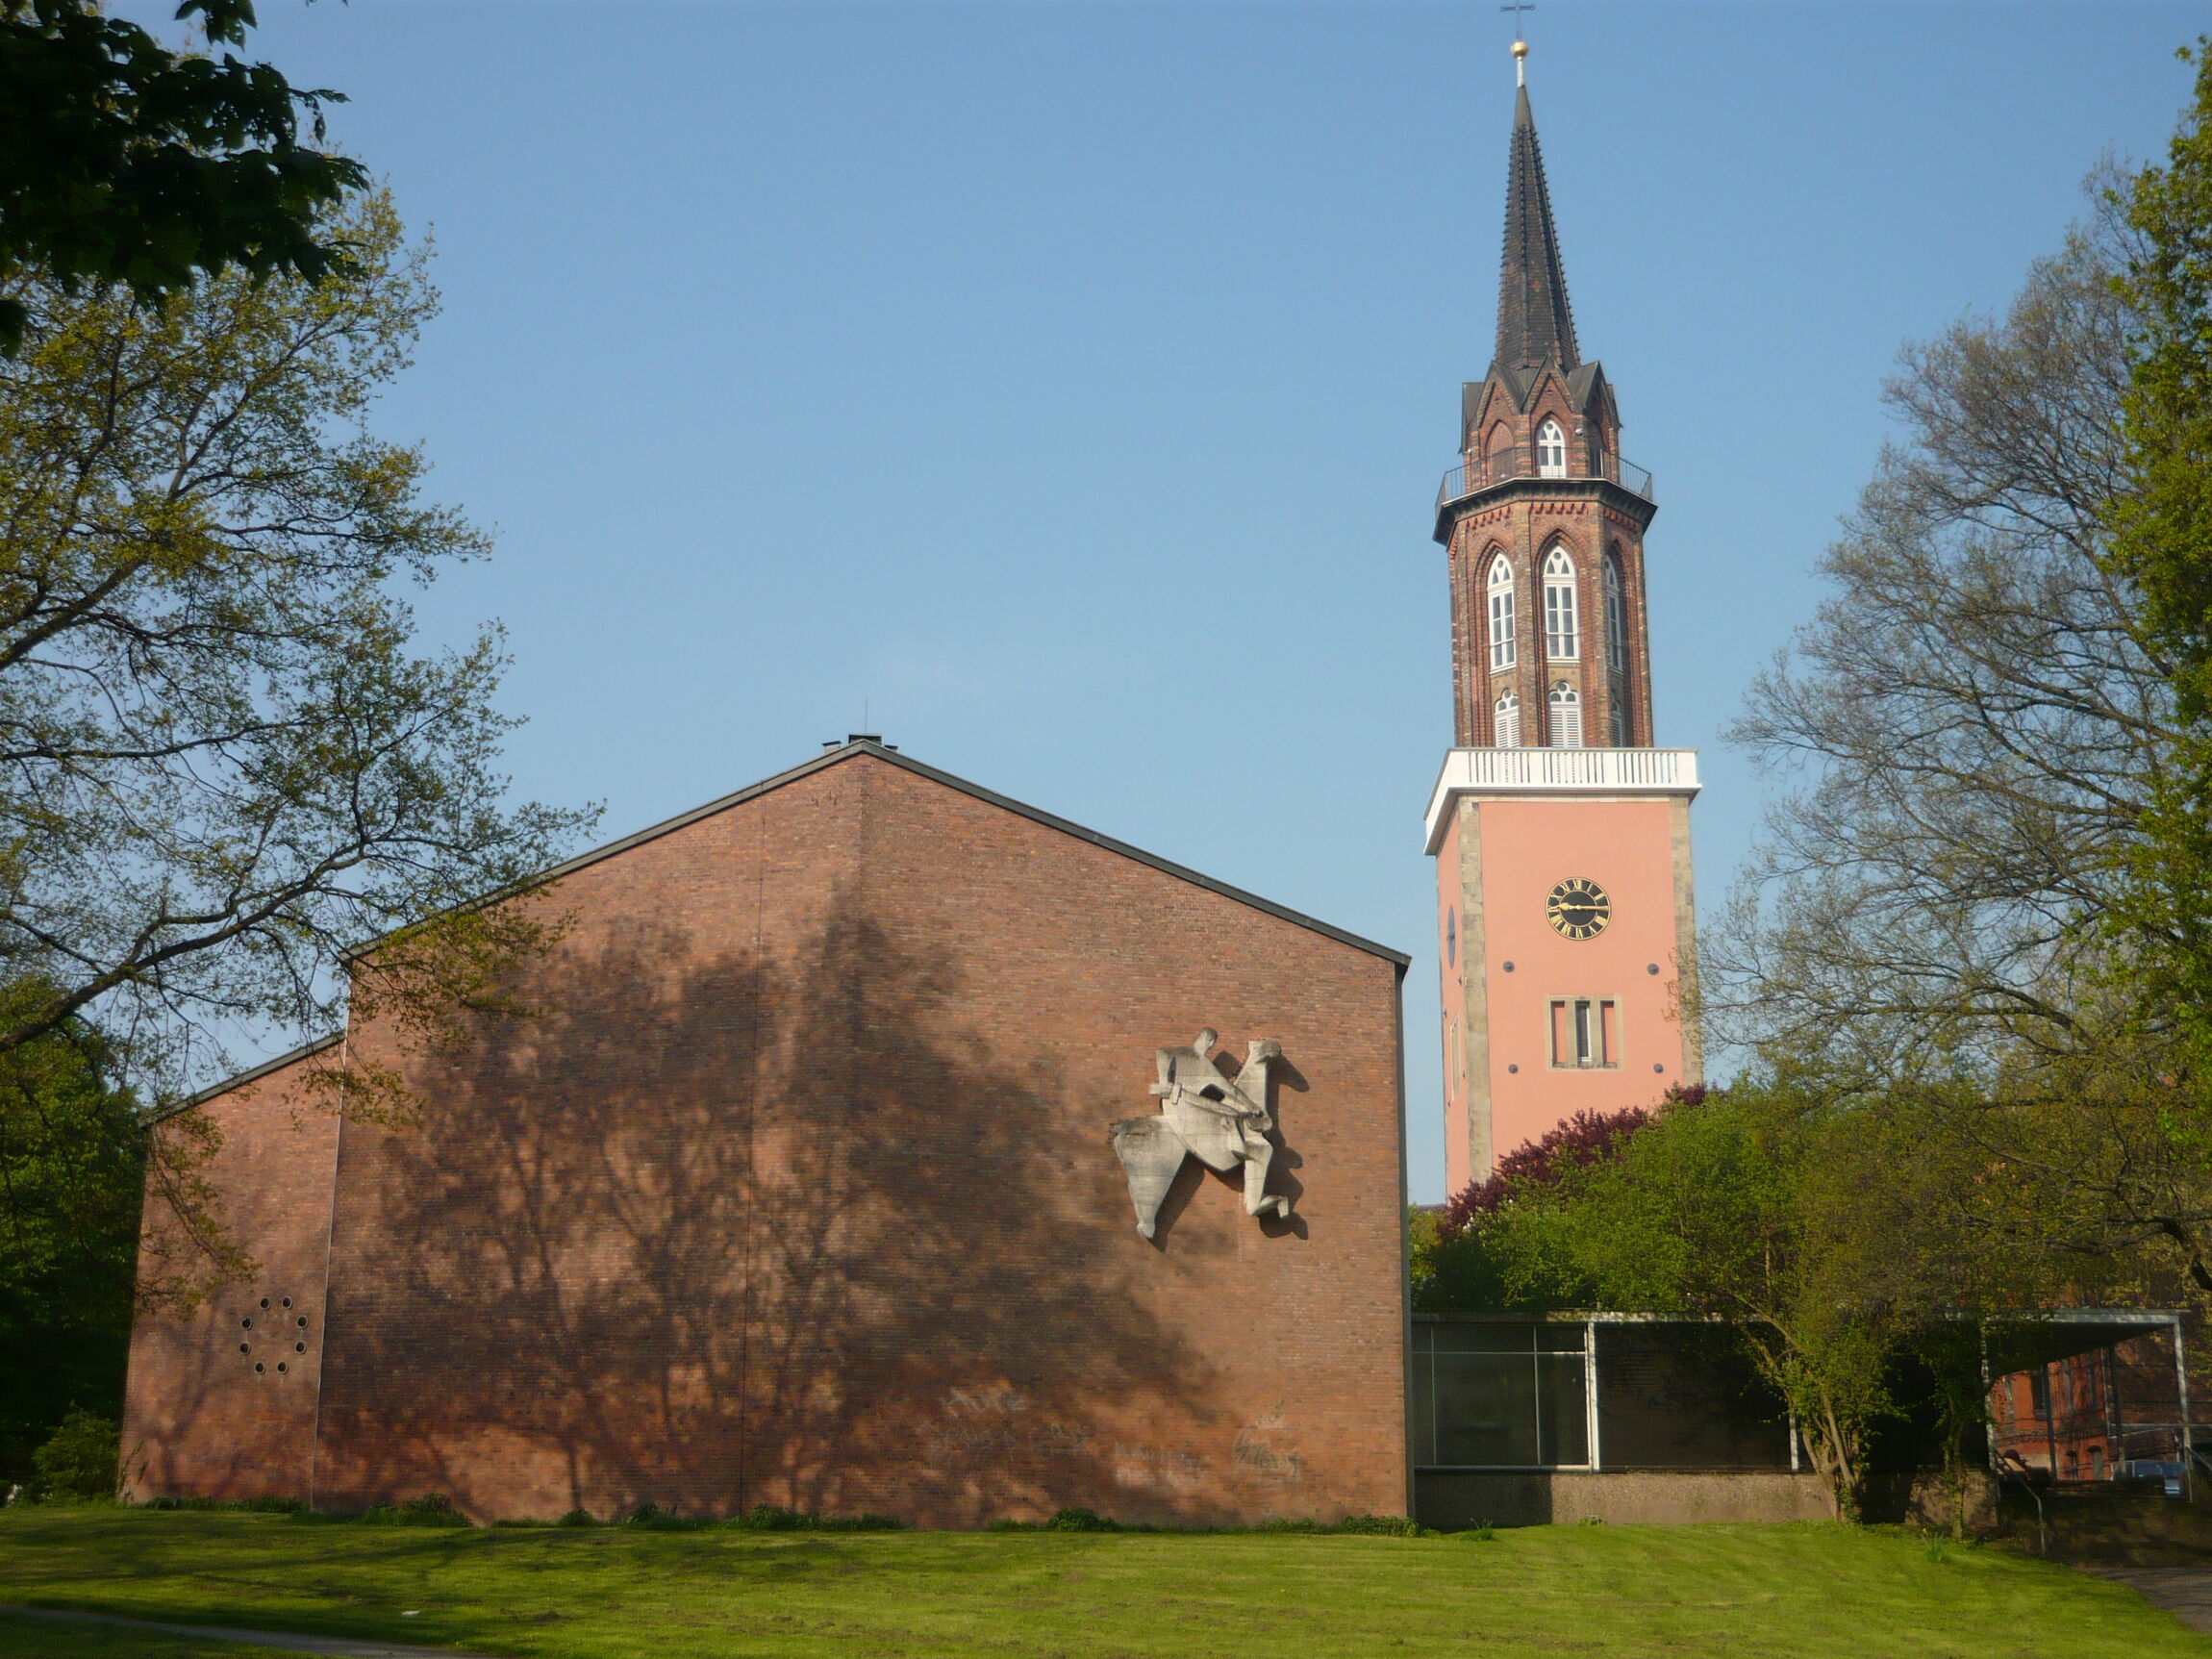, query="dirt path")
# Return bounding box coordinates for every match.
[0,1605,490,1657]
[2086,1569,2212,1635]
